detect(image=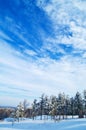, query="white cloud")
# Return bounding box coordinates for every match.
[24,49,37,56]
[73,0,86,11]
[37,0,86,50]
[0,39,86,106]
[0,0,86,106]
